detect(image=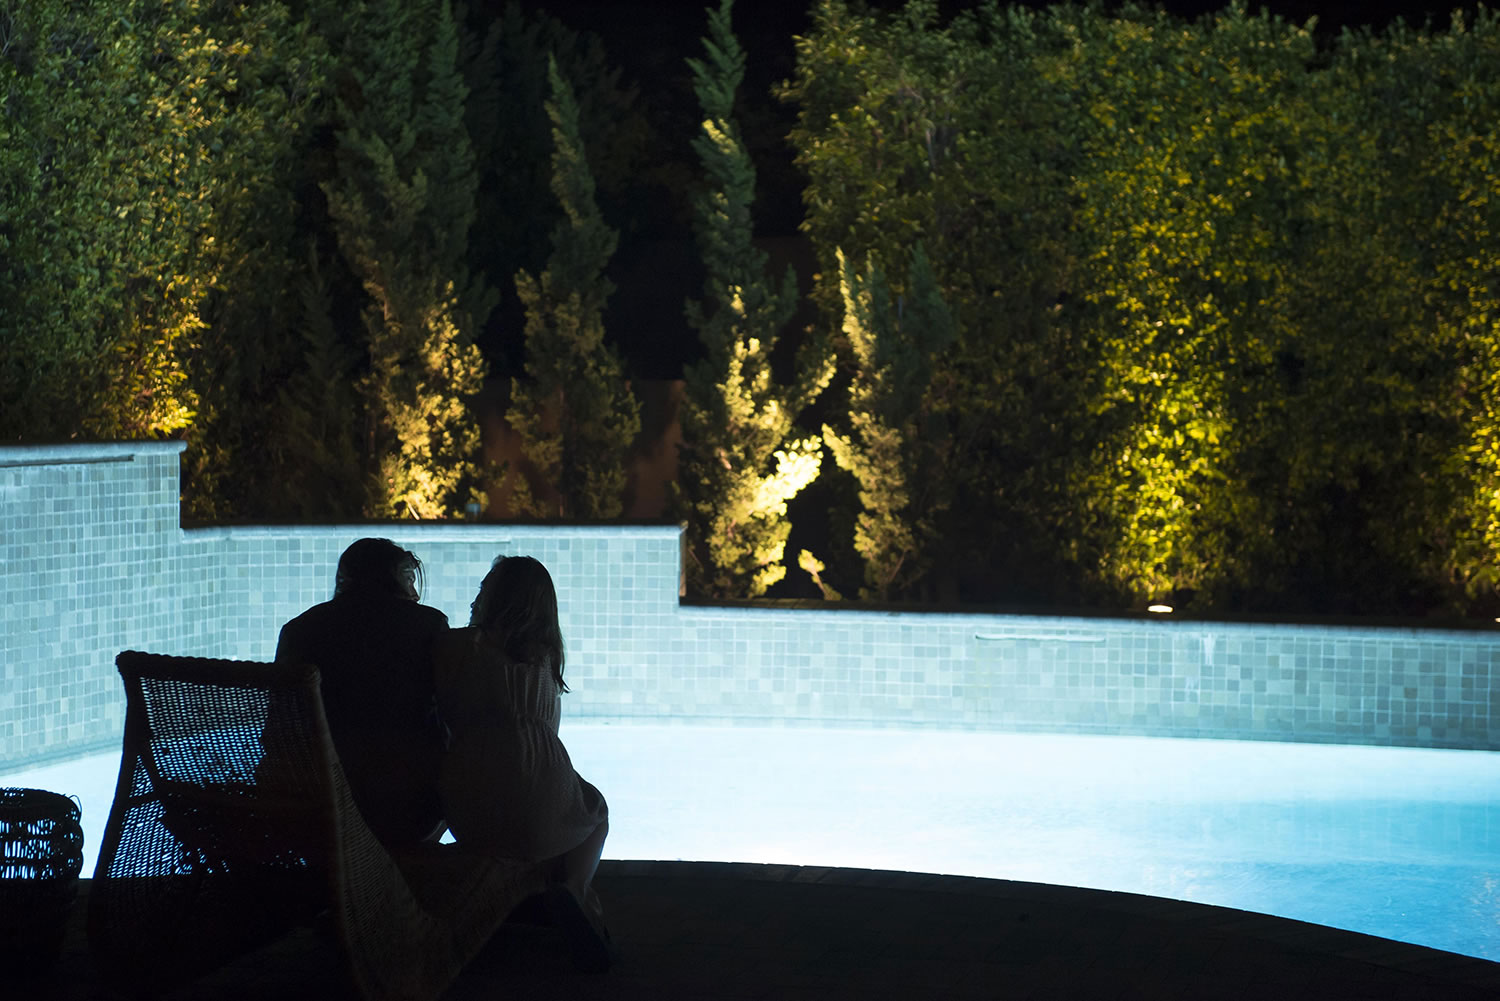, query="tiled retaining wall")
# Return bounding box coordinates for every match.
[3,442,1497,768]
